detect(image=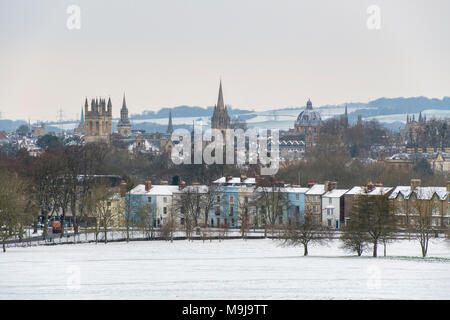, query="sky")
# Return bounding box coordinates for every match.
[0,0,449,122]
